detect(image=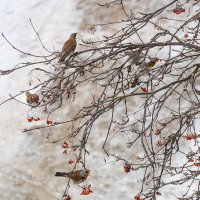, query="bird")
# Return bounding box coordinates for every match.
[55,169,90,184]
[145,58,159,69]
[26,92,39,104]
[59,33,77,62]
